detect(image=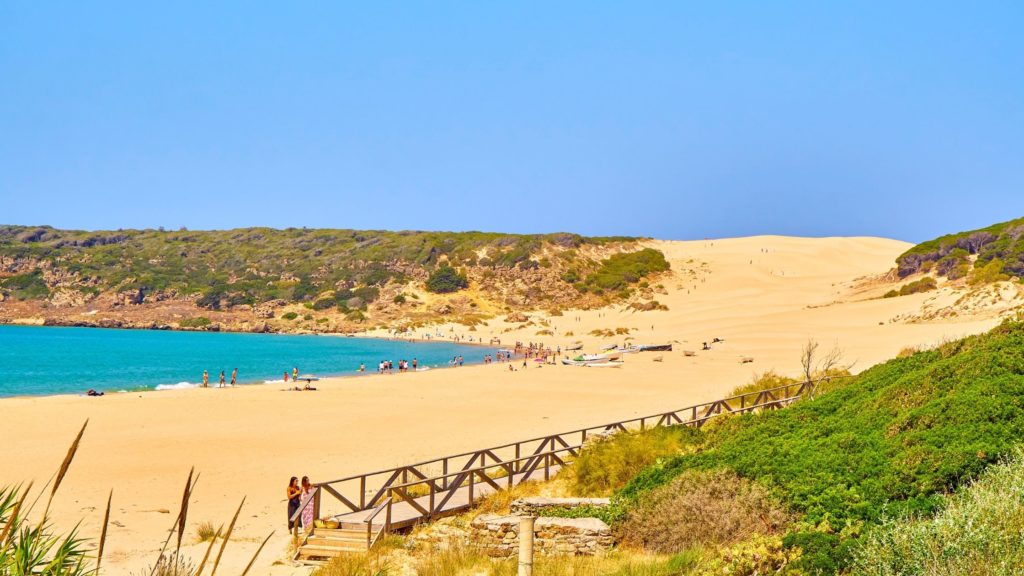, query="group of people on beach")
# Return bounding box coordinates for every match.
[375,358,418,373]
[201,368,237,388]
[286,476,316,530]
